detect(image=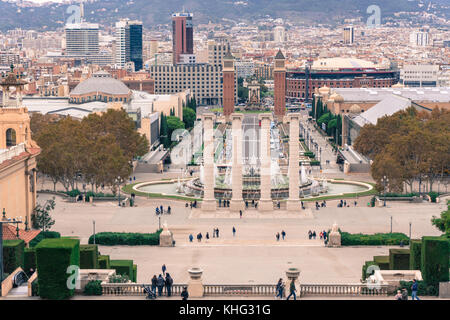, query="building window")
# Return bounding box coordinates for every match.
[6,128,16,147]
